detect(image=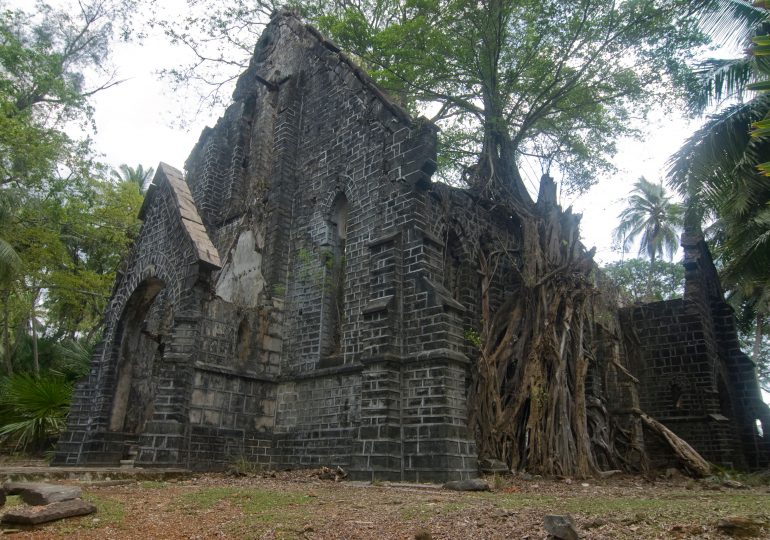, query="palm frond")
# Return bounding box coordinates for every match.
[698,0,769,51]
[690,57,754,113]
[0,373,72,450]
[667,95,770,208]
[0,238,21,283]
